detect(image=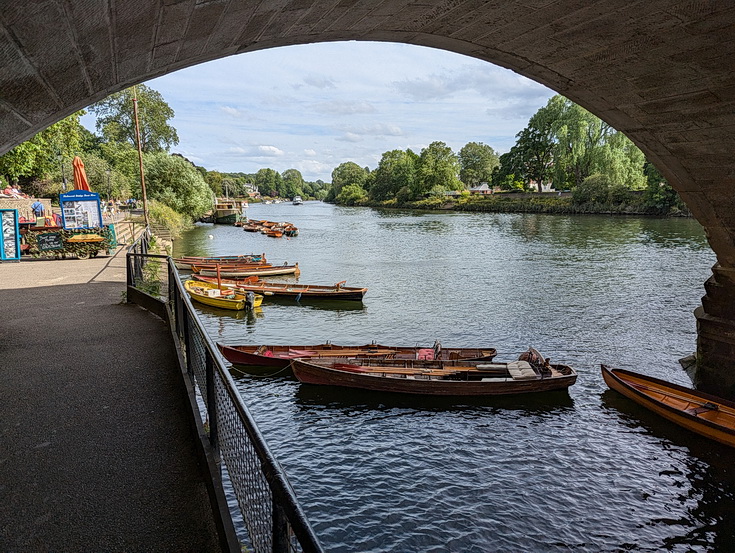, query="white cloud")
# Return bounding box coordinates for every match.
[302,75,337,89]
[98,41,556,181]
[220,106,244,118]
[312,100,376,115]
